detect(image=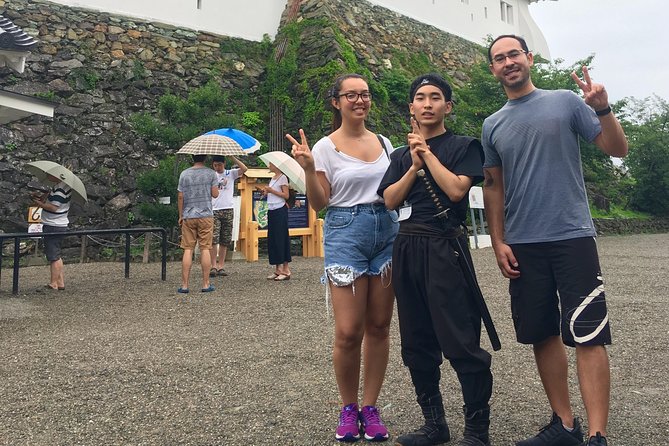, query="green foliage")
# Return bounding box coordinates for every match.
[137,155,188,198]
[139,202,180,230]
[590,204,651,220]
[220,34,272,60]
[100,247,115,259]
[132,81,242,149]
[378,69,412,104]
[3,142,17,151]
[451,57,507,137]
[132,60,146,79]
[34,91,57,101]
[623,96,669,215]
[241,111,263,131]
[136,156,189,229]
[71,67,100,90]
